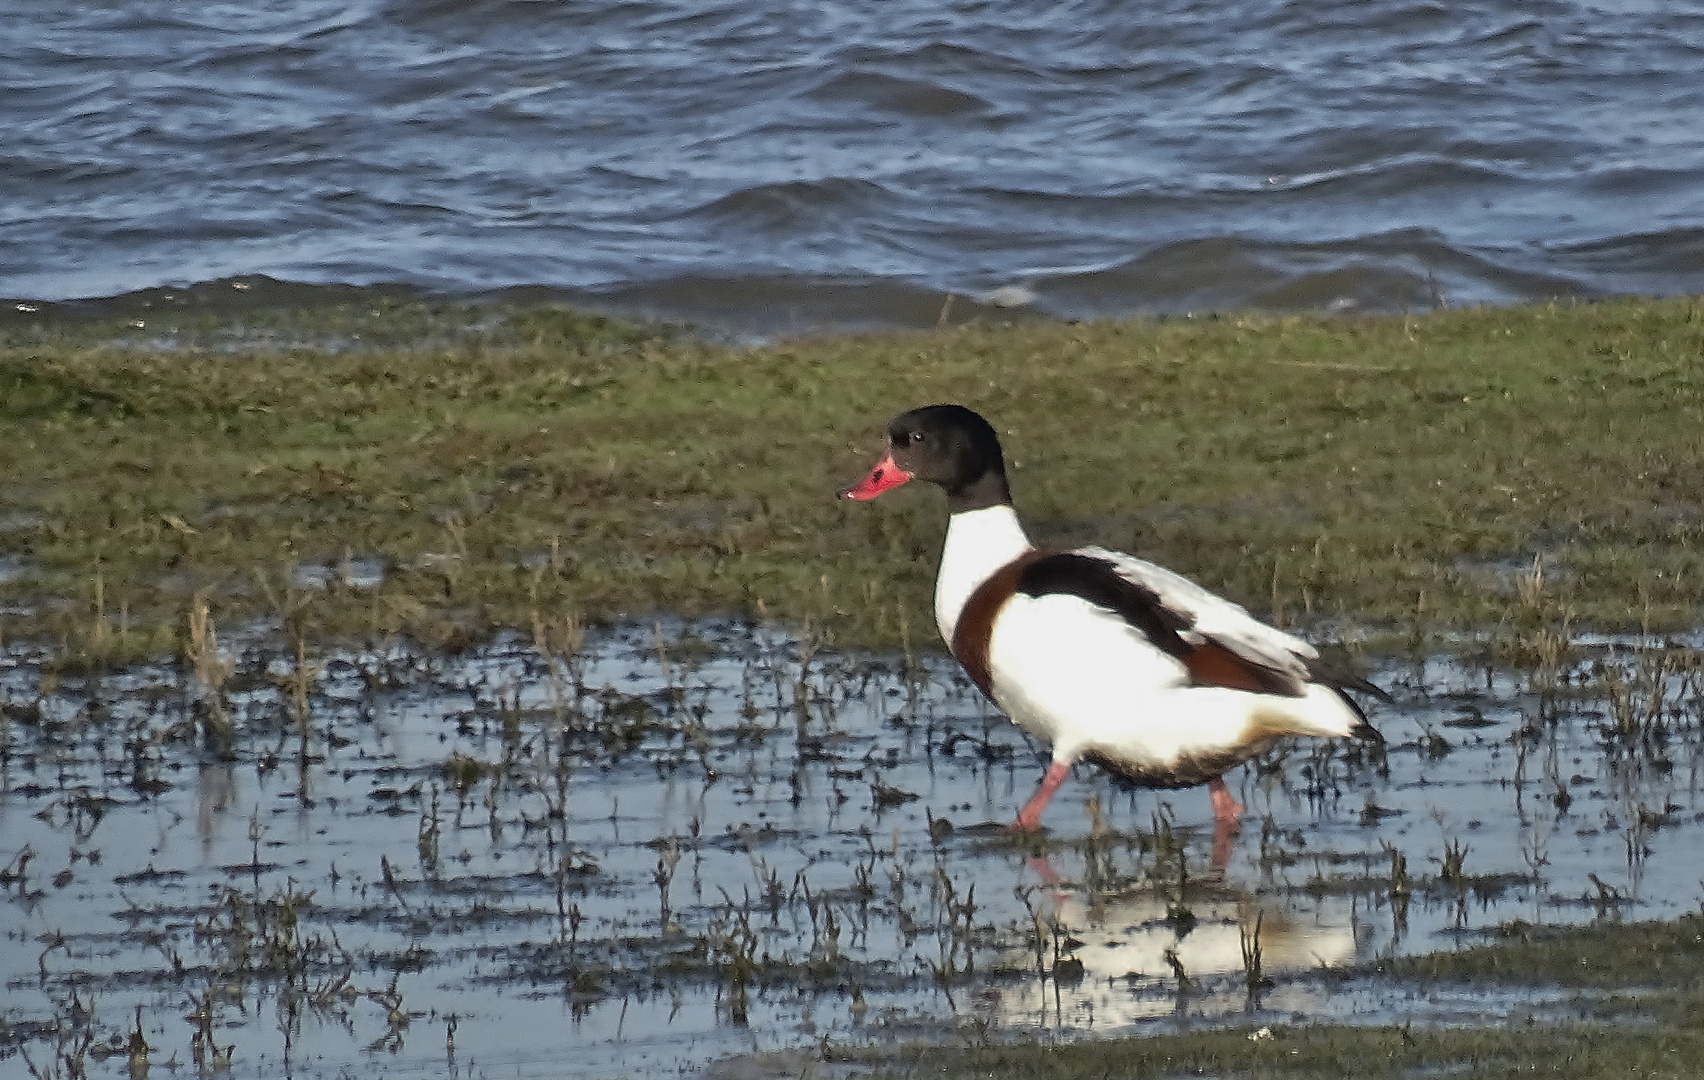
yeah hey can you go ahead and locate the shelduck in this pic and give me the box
[838,404,1384,838]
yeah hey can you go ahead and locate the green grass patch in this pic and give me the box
[832,913,1704,1079]
[4,295,1704,660]
[837,1021,1704,1080]
[1380,911,1704,987]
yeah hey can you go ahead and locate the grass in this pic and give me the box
[840,1020,1704,1079]
[5,294,1704,661]
[833,912,1704,1080]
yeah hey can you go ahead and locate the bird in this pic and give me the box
[838,403,1384,842]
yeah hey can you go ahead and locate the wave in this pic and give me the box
[0,239,1598,344]
[5,0,1704,321]
[5,222,1702,345]
[564,273,1032,336]
[804,70,994,117]
[1020,231,1593,317]
[1551,229,1704,277]
[677,178,896,233]
[0,273,1033,340]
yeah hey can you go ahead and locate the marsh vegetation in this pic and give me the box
[5,586,1704,1076]
[6,297,1704,1077]
[5,295,1704,659]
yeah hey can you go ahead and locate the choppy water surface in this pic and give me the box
[4,1,1704,330]
[4,619,1704,1077]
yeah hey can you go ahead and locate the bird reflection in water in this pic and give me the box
[994,799,1360,1029]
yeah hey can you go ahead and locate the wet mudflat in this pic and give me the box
[3,616,1703,1078]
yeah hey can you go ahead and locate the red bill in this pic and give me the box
[837,451,912,500]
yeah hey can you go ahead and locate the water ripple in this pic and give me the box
[3,0,1704,326]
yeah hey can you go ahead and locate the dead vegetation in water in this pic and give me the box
[0,614,1337,1067]
[5,296,1704,656]
[9,613,1704,1074]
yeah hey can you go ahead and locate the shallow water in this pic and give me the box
[4,1,1704,331]
[2,620,1703,1077]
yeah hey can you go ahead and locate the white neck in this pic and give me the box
[934,504,1032,644]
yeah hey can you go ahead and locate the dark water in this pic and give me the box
[4,0,1704,331]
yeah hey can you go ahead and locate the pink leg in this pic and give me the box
[1208,776,1244,870]
[1012,761,1072,832]
[1211,816,1237,870]
[1207,776,1244,824]
[1024,854,1065,890]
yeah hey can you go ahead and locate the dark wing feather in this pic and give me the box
[1014,551,1308,698]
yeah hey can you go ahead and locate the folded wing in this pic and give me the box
[1016,547,1384,710]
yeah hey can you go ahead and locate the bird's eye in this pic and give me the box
[909,431,926,445]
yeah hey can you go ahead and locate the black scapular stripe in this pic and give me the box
[1014,551,1303,699]
[1014,552,1195,657]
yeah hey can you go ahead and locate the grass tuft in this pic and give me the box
[6,296,1704,652]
